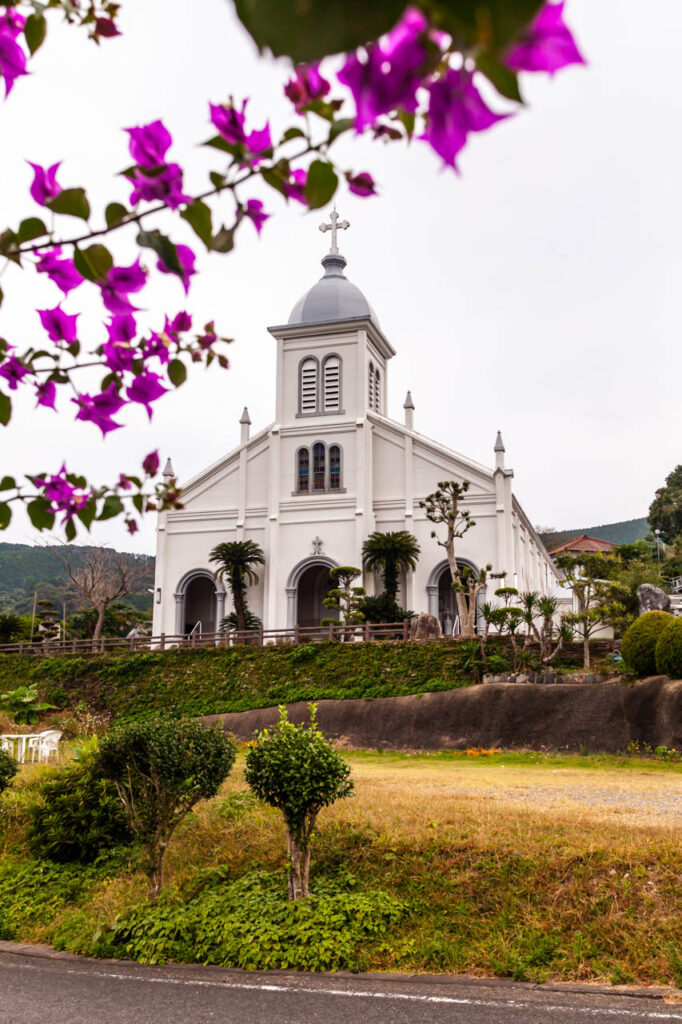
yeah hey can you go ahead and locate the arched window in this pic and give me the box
[299,357,318,414]
[329,445,341,490]
[296,448,309,492]
[323,354,341,412]
[368,360,375,410]
[374,368,381,412]
[312,442,326,490]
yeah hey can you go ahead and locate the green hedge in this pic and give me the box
[655,619,682,680]
[621,612,673,677]
[0,639,615,722]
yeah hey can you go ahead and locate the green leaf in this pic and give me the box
[209,171,227,189]
[27,498,55,531]
[281,126,306,143]
[73,244,113,283]
[476,50,523,102]
[437,0,544,54]
[210,226,235,253]
[99,494,124,521]
[17,217,48,243]
[77,497,97,529]
[0,502,10,530]
[47,188,91,221]
[304,160,338,210]
[137,229,183,277]
[203,135,237,155]
[105,202,128,229]
[328,118,355,146]
[0,285,3,308]
[168,359,187,387]
[181,200,213,250]
[0,229,20,264]
[233,0,405,61]
[24,12,47,55]
[64,518,77,542]
[0,476,16,491]
[0,392,11,427]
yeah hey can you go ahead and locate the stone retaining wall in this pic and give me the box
[207,676,682,753]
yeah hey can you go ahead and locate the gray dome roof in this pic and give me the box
[288,253,379,327]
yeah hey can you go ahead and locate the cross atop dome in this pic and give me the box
[319,206,349,255]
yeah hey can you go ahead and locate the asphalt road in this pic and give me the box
[1,945,681,1024]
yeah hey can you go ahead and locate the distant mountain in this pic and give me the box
[0,543,155,616]
[539,518,650,550]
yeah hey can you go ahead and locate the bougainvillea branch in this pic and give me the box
[0,0,585,538]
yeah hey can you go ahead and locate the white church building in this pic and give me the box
[152,213,560,637]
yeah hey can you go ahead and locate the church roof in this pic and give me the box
[548,534,616,556]
[288,252,380,327]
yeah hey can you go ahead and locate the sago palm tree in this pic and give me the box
[362,530,420,604]
[209,540,265,633]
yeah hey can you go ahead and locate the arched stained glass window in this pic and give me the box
[323,355,341,412]
[329,445,341,490]
[313,442,326,490]
[299,357,318,414]
[297,448,309,492]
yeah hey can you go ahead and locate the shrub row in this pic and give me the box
[621,613,682,679]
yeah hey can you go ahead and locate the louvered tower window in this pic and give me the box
[323,355,341,412]
[312,442,326,490]
[300,358,318,414]
[368,361,375,410]
[297,448,309,492]
[329,445,341,490]
[374,368,381,412]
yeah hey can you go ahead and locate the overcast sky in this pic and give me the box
[0,0,679,555]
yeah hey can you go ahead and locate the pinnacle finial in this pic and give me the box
[162,457,175,478]
[239,406,251,425]
[319,206,350,255]
[494,431,505,452]
[403,390,415,410]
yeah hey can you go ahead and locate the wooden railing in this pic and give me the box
[0,619,413,657]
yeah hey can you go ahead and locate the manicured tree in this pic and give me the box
[209,540,265,633]
[622,611,674,677]
[420,481,476,637]
[96,717,235,901]
[322,566,365,639]
[555,552,625,669]
[0,749,17,797]
[649,465,682,545]
[245,705,353,900]
[655,618,682,679]
[362,530,420,604]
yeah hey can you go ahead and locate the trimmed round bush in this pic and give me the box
[621,611,674,677]
[655,618,682,679]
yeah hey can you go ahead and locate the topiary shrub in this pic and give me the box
[28,758,133,863]
[621,611,674,677]
[0,748,17,796]
[655,618,682,679]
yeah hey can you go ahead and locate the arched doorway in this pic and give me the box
[427,559,484,636]
[173,570,225,636]
[285,556,338,629]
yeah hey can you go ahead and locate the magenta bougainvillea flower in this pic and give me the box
[38,305,79,343]
[117,473,133,490]
[126,120,173,167]
[209,101,272,163]
[347,171,377,197]
[284,63,330,110]
[106,313,137,345]
[422,68,509,169]
[0,28,28,97]
[34,464,91,520]
[168,311,192,333]
[141,330,171,364]
[506,2,585,75]
[36,248,84,296]
[35,380,57,410]
[242,198,270,235]
[142,450,160,475]
[73,383,125,435]
[126,371,167,418]
[129,163,190,209]
[0,353,30,390]
[338,7,428,130]
[0,9,25,37]
[99,259,147,314]
[94,17,121,39]
[28,162,62,206]
[156,243,196,294]
[102,315,137,372]
[283,168,308,205]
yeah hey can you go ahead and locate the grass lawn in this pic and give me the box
[2,748,682,984]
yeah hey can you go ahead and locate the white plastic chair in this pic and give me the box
[27,729,62,762]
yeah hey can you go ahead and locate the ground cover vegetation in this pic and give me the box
[2,745,682,983]
[0,638,614,722]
